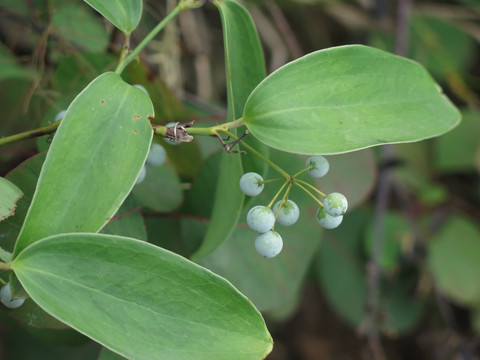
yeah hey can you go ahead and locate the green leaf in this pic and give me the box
[131,162,183,212]
[12,233,273,360]
[0,177,23,222]
[0,295,69,329]
[53,2,109,53]
[99,347,127,360]
[192,0,267,260]
[83,0,142,35]
[14,72,153,257]
[243,45,460,155]
[100,195,147,241]
[145,216,200,259]
[428,216,480,305]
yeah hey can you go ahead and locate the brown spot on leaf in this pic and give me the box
[100,100,105,104]
[133,115,141,120]
[133,129,139,134]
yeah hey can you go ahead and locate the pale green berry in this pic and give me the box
[316,208,343,229]
[323,192,348,217]
[133,84,150,97]
[273,200,299,226]
[135,166,147,185]
[0,283,25,309]
[54,109,67,122]
[240,172,264,196]
[247,206,275,233]
[255,231,283,258]
[146,143,167,167]
[164,122,181,145]
[306,155,329,178]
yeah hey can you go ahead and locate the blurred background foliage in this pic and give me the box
[0,0,479,359]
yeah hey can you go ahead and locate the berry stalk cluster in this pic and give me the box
[240,156,348,259]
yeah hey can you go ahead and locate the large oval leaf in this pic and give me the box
[14,72,153,256]
[12,233,273,360]
[83,0,142,35]
[192,0,267,260]
[243,45,460,155]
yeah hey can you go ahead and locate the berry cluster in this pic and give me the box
[240,155,348,259]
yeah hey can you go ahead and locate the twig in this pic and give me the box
[0,121,60,147]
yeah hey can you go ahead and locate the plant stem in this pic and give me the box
[0,262,12,271]
[0,116,241,148]
[295,182,324,208]
[115,4,183,74]
[259,177,284,185]
[222,130,290,179]
[267,181,289,208]
[295,179,326,198]
[292,165,313,178]
[0,121,60,147]
[272,184,292,230]
[152,118,244,137]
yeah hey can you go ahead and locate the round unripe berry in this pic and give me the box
[247,206,275,233]
[316,208,343,229]
[146,143,167,167]
[255,231,283,258]
[239,172,264,196]
[323,192,348,216]
[273,200,299,226]
[164,122,181,146]
[306,155,329,178]
[133,84,150,97]
[54,109,67,122]
[0,283,25,309]
[135,166,147,185]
